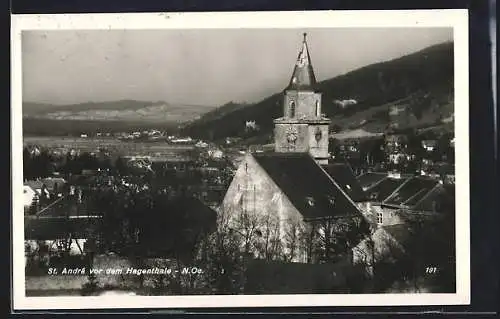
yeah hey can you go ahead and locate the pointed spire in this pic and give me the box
[286,33,317,90]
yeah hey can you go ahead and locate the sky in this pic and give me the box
[22,28,453,108]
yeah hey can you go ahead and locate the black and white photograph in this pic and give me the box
[11,10,470,309]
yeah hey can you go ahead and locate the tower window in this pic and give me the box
[377,211,383,225]
[289,100,296,117]
[315,100,320,117]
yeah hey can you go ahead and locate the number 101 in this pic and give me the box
[426,267,438,274]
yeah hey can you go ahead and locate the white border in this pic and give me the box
[11,10,470,310]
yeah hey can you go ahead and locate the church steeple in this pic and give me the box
[286,33,317,91]
[274,33,331,165]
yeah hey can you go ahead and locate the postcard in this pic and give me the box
[11,9,470,310]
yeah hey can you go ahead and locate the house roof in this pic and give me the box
[422,139,438,146]
[321,163,367,202]
[383,177,439,207]
[356,172,388,190]
[252,153,362,220]
[364,177,409,202]
[41,177,66,191]
[24,180,44,191]
[285,33,317,91]
[411,183,454,213]
[25,216,102,240]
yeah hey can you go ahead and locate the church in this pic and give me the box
[221,34,374,264]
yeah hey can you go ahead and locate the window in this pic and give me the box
[315,100,320,117]
[289,100,296,117]
[327,195,336,205]
[306,196,315,207]
[376,211,383,225]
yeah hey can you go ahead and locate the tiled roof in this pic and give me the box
[321,163,367,202]
[252,153,362,220]
[383,177,439,207]
[356,172,388,190]
[364,177,409,202]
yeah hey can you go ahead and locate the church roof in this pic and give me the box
[321,163,367,202]
[252,153,362,220]
[285,33,317,91]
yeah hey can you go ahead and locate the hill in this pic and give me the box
[22,118,181,137]
[181,42,454,142]
[23,100,217,124]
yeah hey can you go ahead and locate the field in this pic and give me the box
[23,136,196,157]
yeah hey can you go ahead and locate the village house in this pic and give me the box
[352,170,451,271]
[24,180,52,212]
[40,177,67,197]
[23,184,40,212]
[384,134,408,153]
[421,139,438,152]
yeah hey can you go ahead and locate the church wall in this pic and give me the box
[221,154,308,262]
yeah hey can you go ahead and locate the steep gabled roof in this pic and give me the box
[411,183,454,213]
[357,172,388,190]
[364,177,409,202]
[285,33,317,91]
[252,153,362,220]
[383,177,440,207]
[321,163,367,202]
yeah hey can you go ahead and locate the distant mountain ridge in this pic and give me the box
[23,100,218,123]
[181,42,454,142]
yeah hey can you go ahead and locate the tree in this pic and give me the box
[253,212,283,261]
[282,218,307,262]
[194,207,246,294]
[310,215,371,264]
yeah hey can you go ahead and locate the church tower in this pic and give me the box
[274,33,331,165]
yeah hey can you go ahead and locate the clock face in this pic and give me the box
[286,126,298,144]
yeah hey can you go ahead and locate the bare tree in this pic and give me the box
[282,218,307,262]
[254,212,282,261]
[194,207,246,294]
